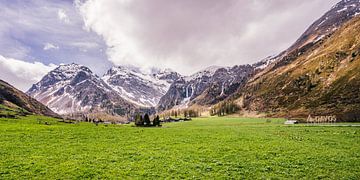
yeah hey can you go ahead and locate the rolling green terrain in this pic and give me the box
[0,116,359,179]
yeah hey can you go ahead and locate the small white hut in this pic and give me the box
[284,120,299,125]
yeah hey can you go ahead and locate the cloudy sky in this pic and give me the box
[0,0,339,91]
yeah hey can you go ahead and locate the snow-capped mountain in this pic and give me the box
[27,63,135,115]
[102,66,181,107]
[157,65,254,111]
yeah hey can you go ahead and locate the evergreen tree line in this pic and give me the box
[134,113,161,127]
[210,101,240,116]
[161,108,201,118]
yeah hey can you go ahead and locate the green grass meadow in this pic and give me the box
[0,116,359,179]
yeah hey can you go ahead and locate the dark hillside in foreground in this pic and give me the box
[0,79,59,118]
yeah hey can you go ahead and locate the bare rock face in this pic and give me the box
[27,63,136,115]
[193,65,255,105]
[157,65,255,111]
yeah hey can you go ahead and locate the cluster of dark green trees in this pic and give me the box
[134,114,161,127]
[162,108,201,118]
[210,101,240,116]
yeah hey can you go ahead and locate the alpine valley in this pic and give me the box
[1,0,359,122]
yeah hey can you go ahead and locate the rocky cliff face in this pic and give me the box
[157,65,255,111]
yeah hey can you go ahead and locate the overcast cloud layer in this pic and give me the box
[0,0,339,91]
[78,0,339,75]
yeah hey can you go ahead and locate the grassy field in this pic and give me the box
[0,116,359,179]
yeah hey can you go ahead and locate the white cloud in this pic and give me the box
[70,41,99,49]
[0,55,57,91]
[57,9,70,24]
[77,0,339,75]
[43,43,59,51]
[0,0,109,77]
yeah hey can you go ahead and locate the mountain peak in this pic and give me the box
[57,63,93,75]
[187,65,225,81]
[105,66,135,77]
[27,63,97,98]
[105,65,179,77]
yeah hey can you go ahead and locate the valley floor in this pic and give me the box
[0,116,359,179]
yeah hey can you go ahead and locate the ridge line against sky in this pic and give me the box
[0,0,339,91]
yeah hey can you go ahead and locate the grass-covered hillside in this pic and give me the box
[238,16,360,120]
[0,116,359,179]
[0,104,29,118]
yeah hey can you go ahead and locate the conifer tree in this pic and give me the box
[153,115,161,126]
[144,113,151,126]
[135,114,144,126]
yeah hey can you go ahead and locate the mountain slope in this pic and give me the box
[268,0,360,72]
[102,66,181,107]
[0,79,58,117]
[27,63,136,116]
[288,0,360,53]
[236,15,360,120]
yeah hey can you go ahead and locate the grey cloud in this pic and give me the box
[79,0,339,75]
